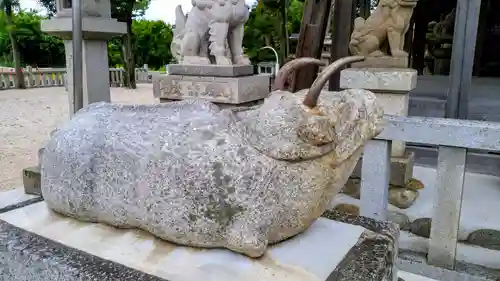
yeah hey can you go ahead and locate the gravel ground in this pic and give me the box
[0,84,158,191]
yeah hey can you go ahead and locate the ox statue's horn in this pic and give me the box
[302,56,365,108]
[272,58,326,91]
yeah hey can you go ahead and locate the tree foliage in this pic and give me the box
[243,0,304,64]
[1,0,311,74]
[0,9,173,70]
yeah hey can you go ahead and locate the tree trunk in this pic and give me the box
[5,8,25,89]
[123,17,136,89]
[279,3,289,65]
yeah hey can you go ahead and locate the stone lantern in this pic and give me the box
[22,0,126,196]
[40,0,126,115]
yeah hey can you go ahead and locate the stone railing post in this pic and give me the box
[340,68,417,187]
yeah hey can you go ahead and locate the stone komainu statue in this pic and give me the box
[349,0,419,58]
[41,56,384,258]
[171,0,250,65]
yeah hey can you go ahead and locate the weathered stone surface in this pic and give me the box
[349,0,418,60]
[387,211,410,231]
[159,97,264,110]
[171,1,251,65]
[0,189,41,214]
[388,187,419,210]
[340,68,417,92]
[0,204,397,281]
[333,203,360,216]
[351,56,408,68]
[389,153,415,186]
[153,74,271,104]
[167,64,254,77]
[322,210,400,281]
[352,152,415,187]
[467,229,500,250]
[341,176,419,209]
[41,87,383,258]
[410,218,432,238]
[0,219,165,281]
[406,178,424,191]
[22,166,41,196]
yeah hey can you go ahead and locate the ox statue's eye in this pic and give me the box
[297,116,336,146]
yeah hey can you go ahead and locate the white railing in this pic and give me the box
[360,115,500,270]
[0,68,66,89]
[0,65,156,90]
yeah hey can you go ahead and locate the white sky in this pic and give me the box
[19,0,257,24]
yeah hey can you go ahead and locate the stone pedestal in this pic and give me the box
[154,64,271,108]
[351,56,409,69]
[22,166,41,196]
[26,0,126,195]
[63,40,113,115]
[340,67,417,186]
[0,201,399,281]
[40,7,126,117]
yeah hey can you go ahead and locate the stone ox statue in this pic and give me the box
[41,56,384,258]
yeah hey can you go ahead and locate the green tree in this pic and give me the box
[243,0,303,64]
[0,10,65,68]
[0,0,25,88]
[14,10,64,67]
[260,0,290,65]
[36,0,55,16]
[112,0,150,89]
[132,19,173,69]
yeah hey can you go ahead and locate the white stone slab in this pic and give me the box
[340,68,417,92]
[399,271,439,281]
[0,188,38,209]
[0,202,366,281]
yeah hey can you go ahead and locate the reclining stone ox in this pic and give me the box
[40,56,384,258]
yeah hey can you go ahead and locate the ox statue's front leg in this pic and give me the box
[228,23,251,65]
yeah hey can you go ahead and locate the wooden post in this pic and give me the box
[328,0,357,91]
[291,0,333,92]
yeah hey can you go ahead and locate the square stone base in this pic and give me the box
[22,166,41,196]
[340,67,417,92]
[352,152,414,187]
[0,202,399,281]
[351,56,409,69]
[167,64,254,77]
[154,74,271,104]
[160,98,264,110]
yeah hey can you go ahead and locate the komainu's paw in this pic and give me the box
[215,56,232,65]
[182,56,211,65]
[233,55,251,65]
